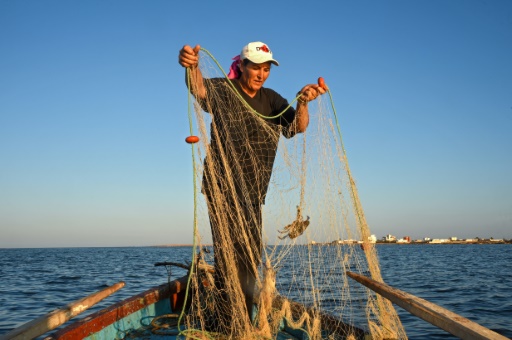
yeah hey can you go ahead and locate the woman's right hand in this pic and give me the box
[179,45,201,68]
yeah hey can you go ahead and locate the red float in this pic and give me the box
[185,136,199,144]
[318,77,327,90]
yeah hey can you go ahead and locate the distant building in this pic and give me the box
[335,239,357,244]
[424,237,431,241]
[450,237,458,241]
[368,234,377,243]
[384,234,396,242]
[430,239,449,244]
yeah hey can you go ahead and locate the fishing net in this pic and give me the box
[180,48,407,340]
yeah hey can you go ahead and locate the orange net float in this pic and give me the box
[185,135,199,144]
[318,77,327,90]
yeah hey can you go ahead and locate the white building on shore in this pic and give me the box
[384,234,396,242]
[429,239,450,244]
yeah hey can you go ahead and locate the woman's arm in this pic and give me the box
[179,45,206,99]
[292,84,326,133]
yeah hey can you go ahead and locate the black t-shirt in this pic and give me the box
[199,77,297,204]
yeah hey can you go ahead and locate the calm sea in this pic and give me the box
[0,244,510,339]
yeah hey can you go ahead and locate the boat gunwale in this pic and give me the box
[45,274,368,340]
[45,276,189,339]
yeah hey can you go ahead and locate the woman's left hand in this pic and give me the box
[298,84,326,102]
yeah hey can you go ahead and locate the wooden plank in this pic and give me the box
[46,275,189,340]
[0,282,125,340]
[346,271,508,340]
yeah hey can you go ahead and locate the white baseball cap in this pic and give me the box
[240,42,279,66]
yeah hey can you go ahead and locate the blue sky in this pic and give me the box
[1,0,511,248]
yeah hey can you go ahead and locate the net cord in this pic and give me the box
[177,47,402,338]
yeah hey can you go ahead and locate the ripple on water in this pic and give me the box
[0,245,511,339]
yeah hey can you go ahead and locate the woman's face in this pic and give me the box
[239,61,271,96]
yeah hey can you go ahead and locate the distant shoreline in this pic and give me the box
[151,244,197,247]
[150,241,512,247]
[376,240,512,245]
[340,240,512,245]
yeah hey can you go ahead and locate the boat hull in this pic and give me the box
[45,274,367,340]
[46,276,188,340]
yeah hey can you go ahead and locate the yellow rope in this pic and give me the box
[176,67,199,336]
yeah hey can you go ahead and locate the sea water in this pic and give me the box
[0,244,510,339]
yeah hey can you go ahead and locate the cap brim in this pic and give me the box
[246,56,279,66]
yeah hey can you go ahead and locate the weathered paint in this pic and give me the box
[2,282,124,340]
[85,299,173,340]
[46,276,188,340]
[71,305,88,314]
[46,274,367,340]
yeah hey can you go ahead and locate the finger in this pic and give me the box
[179,49,199,67]
[313,85,327,96]
[180,53,198,64]
[179,60,195,68]
[299,85,312,95]
[181,45,193,54]
[181,45,199,59]
[181,45,190,53]
[307,86,318,97]
[180,47,196,59]
[178,55,193,67]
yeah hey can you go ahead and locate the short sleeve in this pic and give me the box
[268,91,297,138]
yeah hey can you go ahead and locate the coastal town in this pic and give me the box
[312,234,512,245]
[376,234,511,244]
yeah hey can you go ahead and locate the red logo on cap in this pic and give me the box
[257,45,270,53]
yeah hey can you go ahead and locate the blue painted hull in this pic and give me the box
[47,275,367,340]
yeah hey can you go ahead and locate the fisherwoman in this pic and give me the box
[178,41,325,333]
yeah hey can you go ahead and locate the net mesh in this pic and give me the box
[182,50,407,340]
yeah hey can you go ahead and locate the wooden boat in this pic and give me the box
[1,262,368,340]
[42,277,367,339]
[2,264,508,340]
